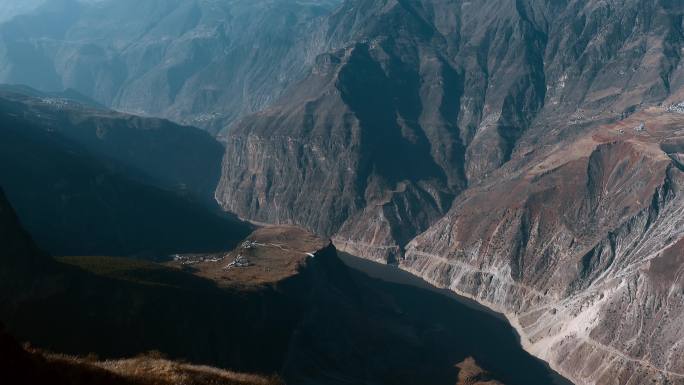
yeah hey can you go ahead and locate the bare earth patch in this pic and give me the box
[168,225,330,288]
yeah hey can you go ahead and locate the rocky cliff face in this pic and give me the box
[404,110,684,385]
[217,0,684,260]
[215,1,684,384]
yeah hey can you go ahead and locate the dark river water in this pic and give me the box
[338,252,574,385]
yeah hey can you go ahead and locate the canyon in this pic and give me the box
[0,185,568,385]
[213,2,684,384]
[0,0,683,384]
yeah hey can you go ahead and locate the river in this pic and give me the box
[339,252,573,385]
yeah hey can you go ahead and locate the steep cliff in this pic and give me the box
[215,1,684,384]
[404,109,684,385]
[217,0,684,263]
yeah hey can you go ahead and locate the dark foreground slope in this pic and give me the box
[0,322,282,385]
[0,192,568,385]
[0,88,250,256]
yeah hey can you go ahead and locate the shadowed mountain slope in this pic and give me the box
[0,191,569,385]
[0,88,250,256]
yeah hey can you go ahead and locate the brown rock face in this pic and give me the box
[217,0,684,263]
[215,1,684,384]
[404,110,684,385]
[218,0,544,261]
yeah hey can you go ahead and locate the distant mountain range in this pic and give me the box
[0,0,341,134]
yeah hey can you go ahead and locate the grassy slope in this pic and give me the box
[0,323,282,385]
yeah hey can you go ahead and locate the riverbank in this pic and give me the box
[338,252,573,385]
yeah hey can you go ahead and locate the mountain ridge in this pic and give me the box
[214,1,684,384]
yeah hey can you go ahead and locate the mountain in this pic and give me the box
[217,0,684,260]
[2,1,684,384]
[404,109,684,385]
[0,87,250,256]
[0,85,222,200]
[0,193,565,385]
[215,1,684,384]
[0,0,341,134]
[0,188,283,382]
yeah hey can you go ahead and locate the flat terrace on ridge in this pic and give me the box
[168,225,330,288]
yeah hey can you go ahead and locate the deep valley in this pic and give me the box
[0,1,683,384]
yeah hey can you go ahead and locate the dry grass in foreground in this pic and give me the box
[1,324,282,385]
[47,352,284,385]
[455,357,504,385]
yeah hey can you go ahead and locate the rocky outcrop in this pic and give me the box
[404,110,684,385]
[456,357,505,385]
